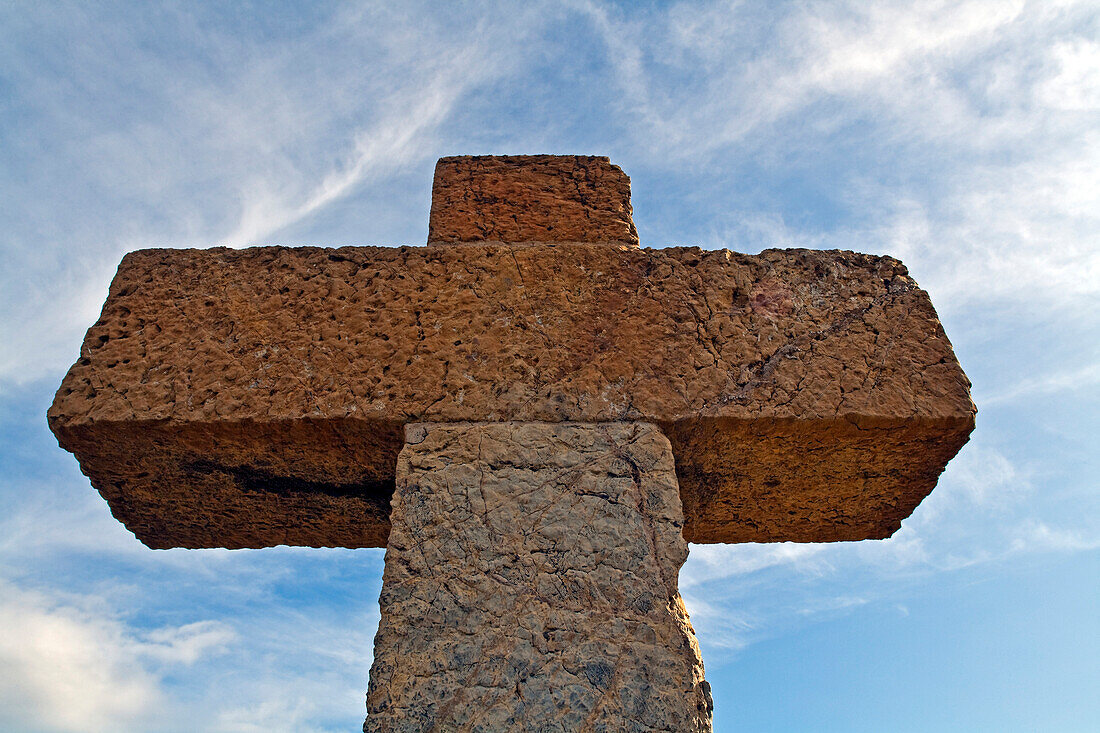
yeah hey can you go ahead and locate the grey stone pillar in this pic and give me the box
[365,422,712,732]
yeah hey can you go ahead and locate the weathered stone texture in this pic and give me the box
[428,156,639,245]
[48,243,974,549]
[366,422,711,732]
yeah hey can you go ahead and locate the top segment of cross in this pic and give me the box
[47,155,974,551]
[427,156,639,246]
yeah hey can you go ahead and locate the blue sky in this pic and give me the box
[1,1,1098,731]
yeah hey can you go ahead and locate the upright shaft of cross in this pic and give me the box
[367,422,711,730]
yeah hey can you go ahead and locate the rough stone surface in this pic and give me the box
[428,156,639,245]
[366,422,711,732]
[48,243,974,548]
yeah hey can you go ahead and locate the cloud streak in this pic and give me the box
[0,1,527,386]
[572,0,1099,320]
[223,55,483,248]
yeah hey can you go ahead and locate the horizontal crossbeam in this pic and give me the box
[48,242,973,549]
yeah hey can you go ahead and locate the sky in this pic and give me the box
[1,1,1098,731]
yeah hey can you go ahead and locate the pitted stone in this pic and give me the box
[48,243,974,549]
[366,422,711,732]
[428,155,638,245]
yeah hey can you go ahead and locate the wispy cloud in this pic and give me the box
[205,606,379,733]
[977,360,1100,406]
[0,2,527,386]
[578,0,1029,154]
[223,60,481,249]
[1011,519,1100,553]
[916,444,1031,522]
[682,542,830,589]
[679,593,757,651]
[681,432,1098,660]
[573,0,1100,318]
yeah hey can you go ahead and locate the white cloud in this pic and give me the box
[917,444,1030,521]
[141,622,237,666]
[0,2,525,386]
[682,542,829,589]
[222,61,480,248]
[574,0,1100,318]
[1037,38,1100,110]
[0,256,118,391]
[0,575,381,733]
[978,361,1100,406]
[578,0,1029,153]
[877,139,1100,314]
[0,582,233,733]
[1011,519,1100,553]
[679,592,756,651]
[794,594,867,617]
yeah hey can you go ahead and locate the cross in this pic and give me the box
[49,155,975,731]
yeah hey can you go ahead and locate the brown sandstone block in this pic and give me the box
[427,155,639,245]
[48,243,974,549]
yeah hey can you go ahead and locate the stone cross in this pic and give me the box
[49,155,975,731]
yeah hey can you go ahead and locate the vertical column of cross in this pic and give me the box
[365,422,712,732]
